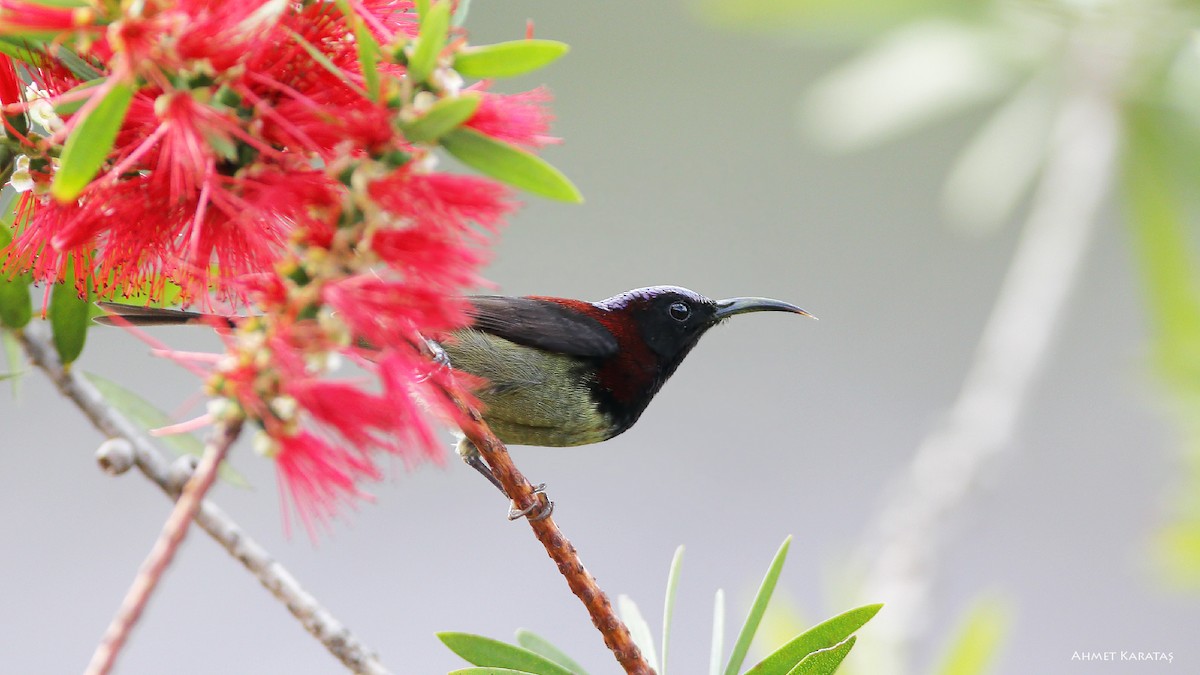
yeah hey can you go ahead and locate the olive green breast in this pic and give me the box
[440,329,613,447]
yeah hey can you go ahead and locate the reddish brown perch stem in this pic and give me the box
[447,392,655,675]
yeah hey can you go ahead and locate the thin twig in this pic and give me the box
[18,322,392,675]
[84,418,243,675]
[448,392,655,675]
[852,48,1122,675]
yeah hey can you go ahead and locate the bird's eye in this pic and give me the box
[668,301,691,322]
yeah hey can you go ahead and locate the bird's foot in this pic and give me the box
[459,440,554,521]
[508,483,554,522]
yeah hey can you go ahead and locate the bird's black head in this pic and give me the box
[596,286,721,365]
[591,286,812,434]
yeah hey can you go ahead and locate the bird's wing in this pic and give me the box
[466,296,619,358]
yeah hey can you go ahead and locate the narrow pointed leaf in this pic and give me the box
[0,268,31,329]
[785,636,856,675]
[662,545,685,675]
[1125,106,1200,586]
[52,45,103,81]
[515,630,590,675]
[52,78,105,115]
[2,329,23,397]
[49,258,90,364]
[83,371,250,488]
[933,598,1009,675]
[454,40,570,79]
[335,0,381,101]
[24,0,91,8]
[285,28,368,98]
[618,595,659,673]
[746,604,882,675]
[710,589,726,675]
[724,537,792,675]
[0,37,45,63]
[448,670,540,675]
[438,633,574,675]
[401,93,481,142]
[940,75,1052,234]
[0,219,32,330]
[442,128,582,202]
[451,0,472,27]
[51,80,134,202]
[408,0,451,84]
[800,21,1010,151]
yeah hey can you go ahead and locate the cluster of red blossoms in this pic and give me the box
[0,0,567,534]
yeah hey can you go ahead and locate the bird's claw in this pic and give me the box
[508,483,554,522]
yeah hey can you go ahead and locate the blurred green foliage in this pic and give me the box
[699,0,1200,587]
[443,539,882,675]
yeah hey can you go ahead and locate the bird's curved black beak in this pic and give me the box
[713,297,816,321]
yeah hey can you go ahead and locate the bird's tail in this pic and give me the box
[93,301,239,328]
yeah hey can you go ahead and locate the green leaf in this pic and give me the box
[354,22,381,101]
[0,267,31,329]
[400,93,481,143]
[0,212,32,331]
[799,21,1011,152]
[285,28,369,98]
[0,37,46,63]
[696,0,980,39]
[408,0,451,84]
[617,595,658,672]
[1124,105,1200,390]
[449,669,540,675]
[1125,104,1200,587]
[785,636,856,675]
[746,604,881,675]
[662,545,685,675]
[2,329,23,397]
[454,40,570,79]
[933,597,1009,675]
[52,45,103,81]
[514,630,590,675]
[334,0,382,101]
[51,80,135,202]
[1157,523,1200,587]
[710,589,726,675]
[24,0,91,8]
[52,78,106,116]
[101,279,185,312]
[49,258,90,365]
[451,0,471,27]
[441,128,582,202]
[724,537,792,675]
[83,371,250,488]
[438,633,575,675]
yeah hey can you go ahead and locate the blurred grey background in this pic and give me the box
[2,1,1195,673]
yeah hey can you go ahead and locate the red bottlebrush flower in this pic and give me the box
[368,168,515,233]
[322,274,470,348]
[114,91,240,202]
[370,228,486,290]
[234,330,461,535]
[465,87,559,148]
[0,0,570,535]
[0,54,20,106]
[0,1,98,34]
[8,164,314,302]
[274,429,378,537]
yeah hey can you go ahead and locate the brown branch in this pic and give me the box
[18,323,392,675]
[84,418,243,675]
[448,392,655,675]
